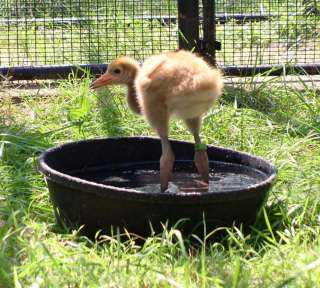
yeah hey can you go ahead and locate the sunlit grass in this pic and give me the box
[0,1,320,286]
[0,72,320,286]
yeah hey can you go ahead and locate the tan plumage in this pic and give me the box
[91,50,223,192]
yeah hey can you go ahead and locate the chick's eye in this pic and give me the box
[113,69,121,74]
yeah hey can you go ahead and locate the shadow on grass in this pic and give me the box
[159,198,292,262]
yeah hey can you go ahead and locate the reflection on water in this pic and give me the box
[73,161,267,194]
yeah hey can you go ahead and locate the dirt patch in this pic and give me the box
[225,75,320,90]
[0,80,60,103]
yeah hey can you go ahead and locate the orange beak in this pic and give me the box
[90,72,116,89]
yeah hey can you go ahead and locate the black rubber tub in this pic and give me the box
[38,137,276,238]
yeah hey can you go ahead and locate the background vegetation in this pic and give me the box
[0,0,320,287]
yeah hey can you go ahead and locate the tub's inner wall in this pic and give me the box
[43,137,274,177]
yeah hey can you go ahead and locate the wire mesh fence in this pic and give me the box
[215,0,320,68]
[0,0,319,77]
[0,0,178,67]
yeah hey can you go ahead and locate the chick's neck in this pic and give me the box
[126,82,141,115]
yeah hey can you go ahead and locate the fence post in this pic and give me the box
[202,0,218,65]
[177,0,200,51]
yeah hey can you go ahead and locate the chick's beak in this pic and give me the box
[90,73,116,89]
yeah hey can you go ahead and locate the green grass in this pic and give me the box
[1,72,320,287]
[1,1,320,286]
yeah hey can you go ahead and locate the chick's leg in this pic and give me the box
[158,132,175,192]
[185,117,209,186]
[147,108,174,192]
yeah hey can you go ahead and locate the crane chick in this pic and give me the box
[91,50,223,192]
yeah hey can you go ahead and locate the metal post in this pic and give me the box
[201,0,219,65]
[177,0,200,51]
